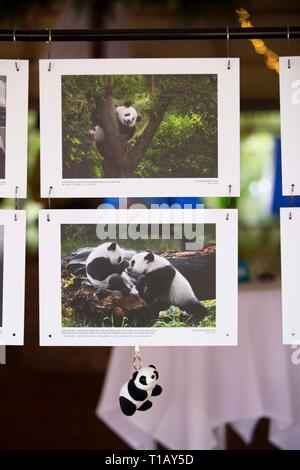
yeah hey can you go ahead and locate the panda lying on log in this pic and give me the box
[89,101,141,152]
[126,251,208,321]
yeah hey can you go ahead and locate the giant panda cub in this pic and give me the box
[86,242,138,295]
[115,102,142,139]
[126,251,208,321]
[89,101,141,151]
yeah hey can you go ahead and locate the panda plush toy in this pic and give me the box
[119,365,162,416]
[90,101,141,150]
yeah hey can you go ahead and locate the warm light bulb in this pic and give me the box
[236,8,279,74]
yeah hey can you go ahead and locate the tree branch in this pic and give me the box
[127,104,168,174]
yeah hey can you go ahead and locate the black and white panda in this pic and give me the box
[119,365,162,416]
[126,251,208,320]
[115,102,142,139]
[90,101,141,149]
[86,241,138,295]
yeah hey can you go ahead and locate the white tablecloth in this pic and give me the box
[96,283,300,450]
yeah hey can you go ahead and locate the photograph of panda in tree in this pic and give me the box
[61,74,217,179]
[61,224,216,328]
[0,76,6,179]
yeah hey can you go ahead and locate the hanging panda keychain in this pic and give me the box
[119,346,162,416]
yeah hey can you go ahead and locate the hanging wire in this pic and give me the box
[287,25,291,69]
[13,28,20,71]
[47,28,52,71]
[14,186,19,221]
[226,26,231,70]
[289,184,295,220]
[225,184,232,220]
[47,186,53,221]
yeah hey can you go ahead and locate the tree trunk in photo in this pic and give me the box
[94,81,168,177]
[96,78,129,177]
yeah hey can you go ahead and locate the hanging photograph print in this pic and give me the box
[280,57,300,196]
[280,208,300,344]
[0,61,28,198]
[0,211,26,345]
[39,58,240,198]
[0,76,6,179]
[39,209,238,346]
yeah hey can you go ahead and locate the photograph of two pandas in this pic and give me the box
[61,73,218,329]
[61,223,216,329]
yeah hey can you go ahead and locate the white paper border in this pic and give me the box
[0,61,28,198]
[0,210,26,345]
[39,208,238,346]
[280,56,300,196]
[40,58,240,198]
[280,207,300,344]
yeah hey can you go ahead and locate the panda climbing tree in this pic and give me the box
[62,74,217,179]
[89,75,168,178]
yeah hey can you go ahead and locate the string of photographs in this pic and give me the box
[0,211,26,345]
[0,60,28,198]
[39,58,240,198]
[280,56,300,196]
[39,209,238,346]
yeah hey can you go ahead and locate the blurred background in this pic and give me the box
[0,0,300,450]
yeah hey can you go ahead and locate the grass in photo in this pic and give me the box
[61,223,216,329]
[62,74,217,179]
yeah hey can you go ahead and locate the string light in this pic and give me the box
[236,8,279,73]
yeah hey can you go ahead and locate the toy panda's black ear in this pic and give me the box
[124,101,132,108]
[148,364,156,369]
[144,252,154,263]
[132,371,138,380]
[136,115,142,122]
[108,242,116,251]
